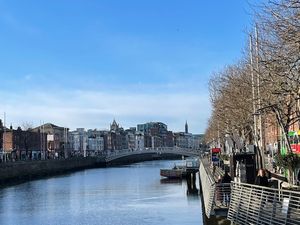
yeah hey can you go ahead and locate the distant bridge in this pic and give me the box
[104,147,201,163]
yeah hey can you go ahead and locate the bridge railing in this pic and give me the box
[228,181,300,225]
[104,147,201,162]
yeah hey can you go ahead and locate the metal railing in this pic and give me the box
[228,182,300,225]
[215,183,231,207]
[105,147,200,162]
[199,160,217,218]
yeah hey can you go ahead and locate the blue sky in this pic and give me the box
[0,0,258,133]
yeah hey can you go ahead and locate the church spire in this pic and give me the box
[185,121,188,133]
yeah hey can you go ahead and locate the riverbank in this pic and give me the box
[0,157,106,187]
[0,153,183,187]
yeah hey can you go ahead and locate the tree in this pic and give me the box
[254,0,300,153]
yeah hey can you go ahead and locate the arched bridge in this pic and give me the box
[104,147,201,163]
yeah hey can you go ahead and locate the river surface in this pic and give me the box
[0,160,203,225]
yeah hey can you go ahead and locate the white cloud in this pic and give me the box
[0,89,210,133]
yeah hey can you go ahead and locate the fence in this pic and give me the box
[199,160,217,217]
[215,183,231,207]
[105,147,200,162]
[228,182,300,225]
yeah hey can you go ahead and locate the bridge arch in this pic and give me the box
[105,148,200,165]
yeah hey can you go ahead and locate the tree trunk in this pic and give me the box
[273,106,293,153]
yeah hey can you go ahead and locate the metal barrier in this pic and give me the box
[199,160,216,218]
[105,148,200,162]
[228,182,300,225]
[215,183,231,207]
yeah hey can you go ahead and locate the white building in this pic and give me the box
[69,128,86,153]
[126,131,136,150]
[87,136,104,153]
[69,128,105,156]
[135,131,144,150]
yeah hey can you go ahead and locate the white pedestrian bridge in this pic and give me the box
[104,147,201,163]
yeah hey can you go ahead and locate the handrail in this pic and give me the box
[215,183,231,207]
[228,181,300,225]
[199,158,232,218]
[105,147,200,162]
[199,159,216,218]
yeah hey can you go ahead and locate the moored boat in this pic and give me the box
[160,167,186,179]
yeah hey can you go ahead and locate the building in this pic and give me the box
[165,131,174,147]
[125,128,136,150]
[32,123,69,159]
[86,129,104,154]
[69,128,105,156]
[185,121,189,133]
[192,134,204,150]
[174,132,189,148]
[151,135,163,148]
[69,128,86,155]
[3,126,47,160]
[137,122,172,148]
[106,119,127,151]
[135,131,144,150]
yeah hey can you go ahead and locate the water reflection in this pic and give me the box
[160,178,182,184]
[0,160,203,225]
[186,173,199,196]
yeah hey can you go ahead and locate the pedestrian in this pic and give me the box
[216,175,222,204]
[255,169,270,207]
[221,171,232,183]
[212,164,216,176]
[221,171,232,206]
[254,169,269,187]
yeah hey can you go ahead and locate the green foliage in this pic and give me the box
[275,153,300,171]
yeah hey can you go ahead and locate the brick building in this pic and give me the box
[3,127,47,160]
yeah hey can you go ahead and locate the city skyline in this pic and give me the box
[2,117,199,135]
[0,0,260,133]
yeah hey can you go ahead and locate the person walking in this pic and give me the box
[255,169,270,208]
[221,171,232,206]
[255,169,269,187]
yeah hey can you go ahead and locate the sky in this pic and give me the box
[0,0,259,133]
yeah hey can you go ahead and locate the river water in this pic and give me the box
[0,160,203,225]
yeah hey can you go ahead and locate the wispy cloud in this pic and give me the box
[0,88,210,133]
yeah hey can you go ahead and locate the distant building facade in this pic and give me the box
[69,128,105,156]
[32,123,68,159]
[3,126,47,160]
[135,131,144,150]
[137,122,173,148]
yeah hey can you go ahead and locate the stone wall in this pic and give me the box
[0,157,106,185]
[0,153,184,186]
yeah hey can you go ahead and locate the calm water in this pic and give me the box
[0,160,203,225]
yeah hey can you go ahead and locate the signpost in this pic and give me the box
[211,148,221,165]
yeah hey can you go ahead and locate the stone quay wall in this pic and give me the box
[0,157,106,185]
[0,153,183,186]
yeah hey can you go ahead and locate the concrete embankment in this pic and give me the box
[0,157,106,186]
[0,153,183,187]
